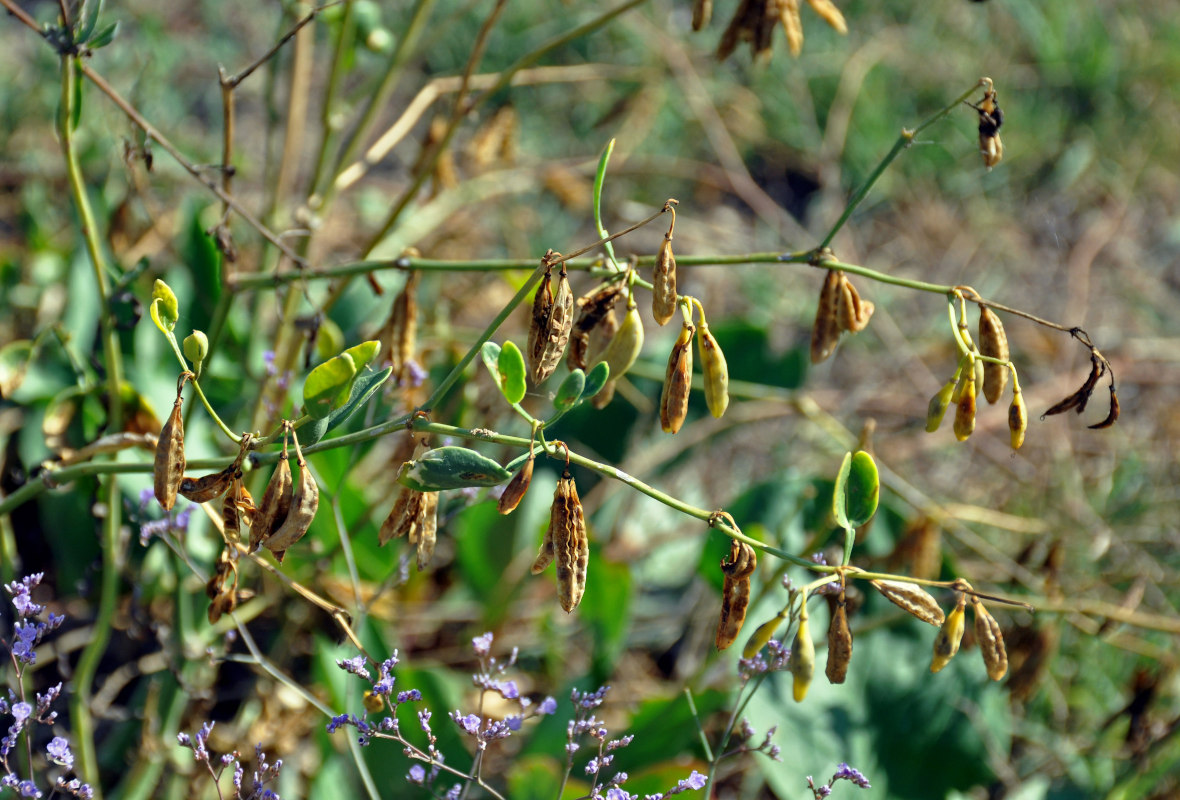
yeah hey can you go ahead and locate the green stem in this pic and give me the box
[820,80,987,249]
[306,0,357,200]
[162,331,242,443]
[593,138,623,270]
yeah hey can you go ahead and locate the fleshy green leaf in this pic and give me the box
[0,340,34,398]
[397,446,511,492]
[834,450,879,530]
[87,20,119,49]
[303,352,357,420]
[581,361,609,401]
[481,341,502,387]
[151,279,178,332]
[343,340,380,371]
[553,369,585,411]
[497,341,527,405]
[833,452,853,530]
[77,0,102,43]
[302,366,393,445]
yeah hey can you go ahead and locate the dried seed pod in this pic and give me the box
[530,517,556,575]
[971,597,1009,681]
[379,487,418,547]
[805,0,847,33]
[698,322,729,419]
[382,270,420,386]
[926,378,957,433]
[971,86,1005,170]
[825,593,853,684]
[977,306,1009,404]
[953,367,977,441]
[1008,386,1028,450]
[930,594,967,673]
[153,373,191,511]
[235,484,256,530]
[414,491,439,570]
[837,275,874,333]
[870,579,945,626]
[222,482,242,545]
[527,264,575,385]
[497,451,535,515]
[568,284,623,371]
[651,236,678,327]
[778,0,804,57]
[179,466,239,504]
[789,607,815,701]
[545,470,589,612]
[715,540,757,650]
[262,431,319,561]
[250,442,293,553]
[596,300,644,382]
[660,321,695,434]
[810,270,842,364]
[692,0,712,30]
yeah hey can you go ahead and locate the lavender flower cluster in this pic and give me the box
[807,763,872,797]
[176,723,283,800]
[1,574,92,799]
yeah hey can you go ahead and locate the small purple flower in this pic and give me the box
[397,689,422,703]
[679,771,707,791]
[11,702,32,723]
[404,359,427,388]
[832,763,871,789]
[407,764,426,784]
[452,712,481,735]
[538,696,558,715]
[17,779,41,798]
[337,655,371,680]
[418,710,432,735]
[444,784,461,800]
[5,574,44,617]
[472,632,494,657]
[12,622,39,664]
[263,350,277,376]
[139,487,155,509]
[46,736,74,767]
[497,680,519,700]
[606,789,634,800]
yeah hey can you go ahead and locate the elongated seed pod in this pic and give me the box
[789,608,815,701]
[583,306,619,373]
[698,322,729,418]
[179,466,239,504]
[262,432,319,561]
[250,448,293,553]
[222,482,241,545]
[692,0,712,30]
[530,519,555,574]
[379,486,423,546]
[870,579,945,626]
[805,0,847,33]
[825,593,853,684]
[778,0,804,57]
[415,491,439,570]
[1008,387,1027,450]
[532,267,575,385]
[596,300,644,382]
[930,595,967,673]
[743,611,786,659]
[953,369,977,441]
[547,471,588,612]
[810,270,842,364]
[660,322,695,434]
[978,306,1009,404]
[497,452,535,515]
[568,284,623,371]
[971,598,1008,680]
[386,270,420,385]
[235,484,255,530]
[837,275,874,333]
[526,267,554,380]
[926,378,957,433]
[153,377,190,511]
[651,237,678,326]
[715,541,757,650]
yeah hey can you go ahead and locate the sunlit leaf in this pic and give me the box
[497,340,527,404]
[303,352,357,420]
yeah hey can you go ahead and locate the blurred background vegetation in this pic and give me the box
[1,0,1178,798]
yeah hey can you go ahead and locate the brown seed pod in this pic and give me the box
[527,266,555,379]
[660,321,695,434]
[698,322,729,419]
[250,440,294,553]
[805,0,847,33]
[222,481,241,545]
[540,470,589,613]
[497,451,535,515]
[971,85,1004,170]
[651,236,678,327]
[953,367,977,441]
[414,491,439,571]
[837,275,874,333]
[778,0,804,57]
[262,431,319,562]
[568,284,623,371]
[870,579,945,626]
[692,0,712,30]
[810,270,842,364]
[888,516,943,581]
[529,265,575,385]
[715,540,757,650]
[383,270,420,386]
[971,597,1008,681]
[378,487,419,547]
[235,484,256,530]
[978,306,1009,404]
[582,305,620,374]
[153,372,192,511]
[825,592,853,684]
[930,594,967,673]
[179,467,239,504]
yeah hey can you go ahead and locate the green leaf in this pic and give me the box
[553,368,585,411]
[480,341,502,387]
[302,366,392,445]
[0,340,34,398]
[497,340,527,404]
[833,450,879,530]
[581,361,609,400]
[150,279,178,332]
[397,446,511,491]
[87,20,118,49]
[302,352,357,420]
[342,340,380,371]
[77,0,102,43]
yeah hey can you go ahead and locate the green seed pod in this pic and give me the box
[596,300,644,382]
[789,607,816,702]
[1008,387,1027,450]
[398,446,512,492]
[698,322,729,418]
[926,378,956,433]
[930,594,967,673]
[183,331,209,375]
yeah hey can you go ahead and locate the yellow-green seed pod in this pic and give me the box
[1008,387,1027,450]
[742,612,786,659]
[597,300,644,381]
[953,371,977,442]
[698,322,729,418]
[789,609,815,702]
[930,595,966,673]
[926,378,956,433]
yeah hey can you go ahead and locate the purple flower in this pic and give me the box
[472,632,494,657]
[11,702,32,723]
[444,784,461,800]
[418,710,432,735]
[679,771,707,791]
[452,712,481,735]
[606,789,634,800]
[497,680,519,700]
[336,655,371,680]
[407,764,426,784]
[263,350,277,376]
[832,763,871,789]
[397,689,421,703]
[46,736,74,767]
[5,574,44,617]
[404,359,427,388]
[12,622,39,664]
[538,696,558,715]
[16,779,41,798]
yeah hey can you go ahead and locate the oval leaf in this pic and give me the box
[554,369,585,411]
[343,340,381,371]
[845,450,880,528]
[397,446,511,492]
[303,352,357,420]
[497,341,527,405]
[480,341,503,388]
[832,451,853,530]
[151,279,178,332]
[581,361,610,401]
